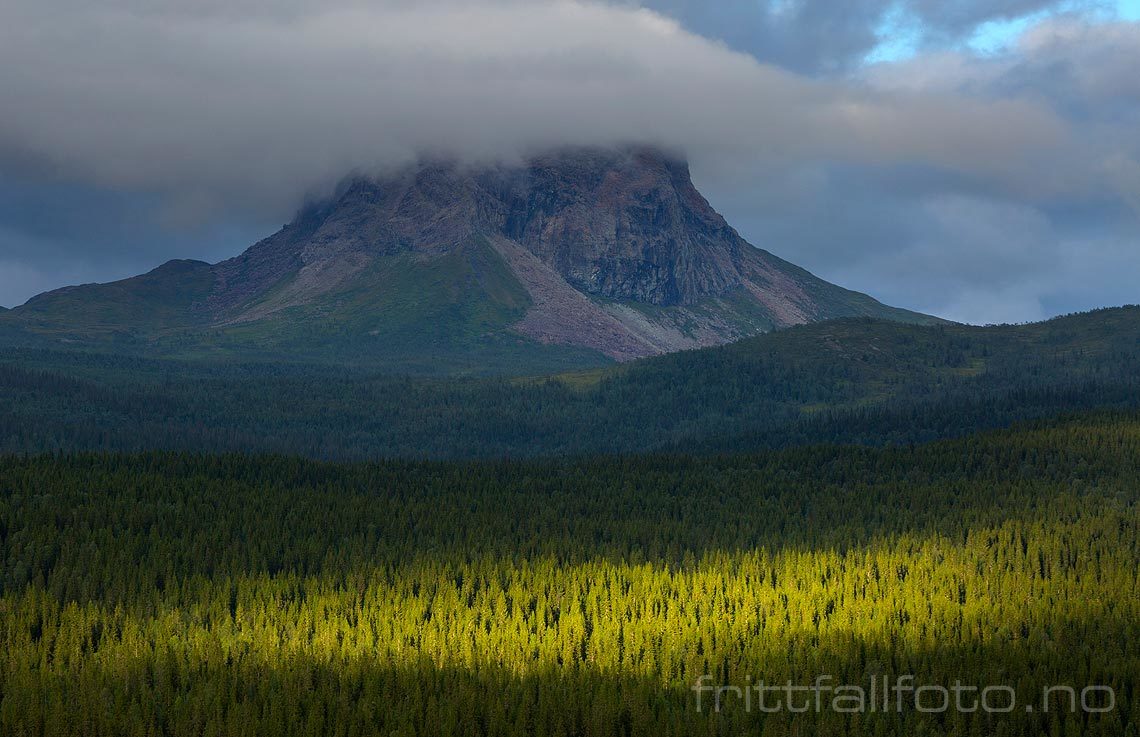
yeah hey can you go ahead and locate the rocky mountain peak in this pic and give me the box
[2,144,938,370]
[241,145,751,309]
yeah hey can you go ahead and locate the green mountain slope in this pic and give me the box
[3,260,215,342]
[166,237,607,374]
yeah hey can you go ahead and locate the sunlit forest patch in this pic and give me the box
[1,415,1138,735]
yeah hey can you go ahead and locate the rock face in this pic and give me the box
[494,148,744,306]
[1,145,939,370]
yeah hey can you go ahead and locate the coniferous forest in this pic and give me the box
[2,414,1139,735]
[1,310,1139,735]
[2,308,1139,460]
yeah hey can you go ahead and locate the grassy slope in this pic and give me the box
[2,240,611,376]
[170,237,610,375]
[5,259,216,340]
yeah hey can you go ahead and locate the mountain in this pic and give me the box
[0,146,938,373]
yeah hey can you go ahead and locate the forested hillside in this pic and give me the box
[2,307,1138,459]
[1,415,1137,735]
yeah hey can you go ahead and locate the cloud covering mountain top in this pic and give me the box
[0,0,1137,322]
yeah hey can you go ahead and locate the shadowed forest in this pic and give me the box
[3,308,1140,460]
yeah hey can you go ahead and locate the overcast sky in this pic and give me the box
[1,0,1137,323]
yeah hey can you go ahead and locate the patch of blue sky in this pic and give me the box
[968,11,1053,54]
[866,0,1138,64]
[967,1,1112,55]
[864,5,923,64]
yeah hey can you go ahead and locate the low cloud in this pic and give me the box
[0,0,1085,216]
[0,1,1136,320]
